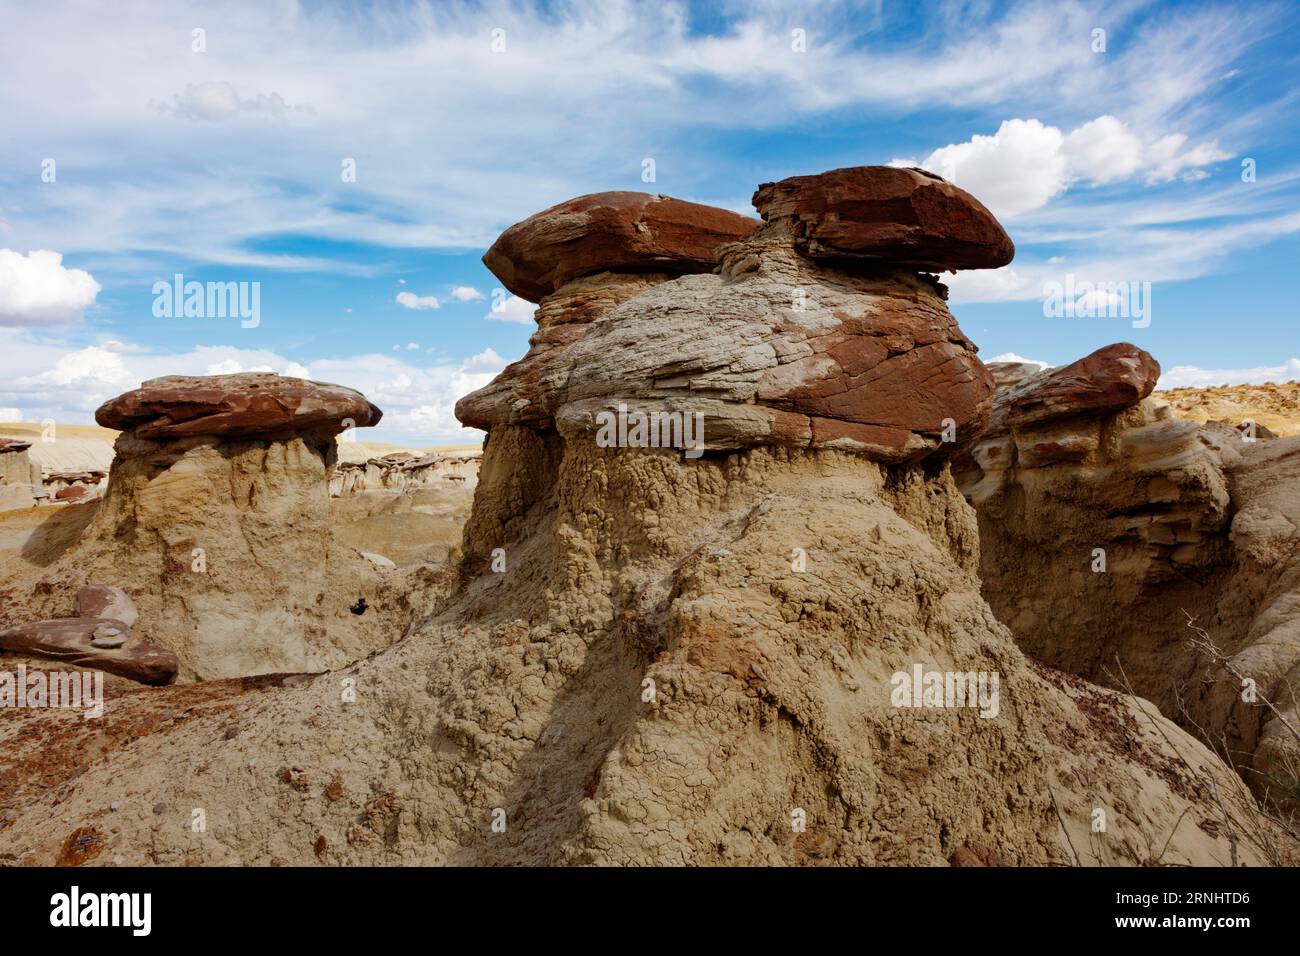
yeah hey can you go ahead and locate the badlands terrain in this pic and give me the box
[1,167,1298,866]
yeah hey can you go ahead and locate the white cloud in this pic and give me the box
[905,116,1233,220]
[945,267,1036,302]
[485,296,537,325]
[157,81,308,122]
[396,291,440,310]
[0,0,1273,276]
[460,347,507,374]
[0,407,23,422]
[1073,289,1127,314]
[451,286,485,302]
[947,198,1300,303]
[986,353,1049,369]
[0,249,101,326]
[1061,115,1144,185]
[36,345,131,387]
[910,119,1067,218]
[1158,359,1300,390]
[405,342,419,350]
[1144,133,1232,184]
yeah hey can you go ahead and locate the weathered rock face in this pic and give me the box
[988,342,1160,431]
[0,175,1289,869]
[74,585,138,626]
[461,181,996,462]
[329,451,480,497]
[483,191,759,302]
[956,344,1300,810]
[95,372,381,441]
[457,274,672,431]
[552,243,993,461]
[0,439,39,511]
[751,166,1014,271]
[13,374,423,682]
[0,433,1277,866]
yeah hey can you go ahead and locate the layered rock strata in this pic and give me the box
[956,343,1300,809]
[4,374,426,681]
[329,451,481,497]
[0,173,1288,867]
[0,440,39,511]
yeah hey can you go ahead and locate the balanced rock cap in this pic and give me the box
[991,342,1160,431]
[751,165,1014,271]
[483,191,760,303]
[96,372,382,440]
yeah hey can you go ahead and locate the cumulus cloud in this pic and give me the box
[0,250,101,326]
[986,352,1050,369]
[396,291,440,310]
[485,296,537,325]
[908,119,1068,218]
[36,345,132,387]
[1158,358,1300,389]
[460,347,507,374]
[310,346,510,442]
[450,286,485,302]
[158,81,309,122]
[901,116,1233,219]
[1061,115,1145,184]
[206,359,243,375]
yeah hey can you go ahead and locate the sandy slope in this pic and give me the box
[1158,382,1300,437]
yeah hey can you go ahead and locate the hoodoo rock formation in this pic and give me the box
[0,171,1291,866]
[459,191,760,432]
[0,439,40,510]
[460,169,1002,463]
[3,373,432,682]
[957,344,1300,810]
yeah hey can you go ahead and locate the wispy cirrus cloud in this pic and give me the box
[1,0,1293,297]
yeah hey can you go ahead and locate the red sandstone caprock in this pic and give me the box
[95,372,382,441]
[752,165,1014,271]
[483,191,759,302]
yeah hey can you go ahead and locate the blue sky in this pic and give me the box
[1,0,1298,443]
